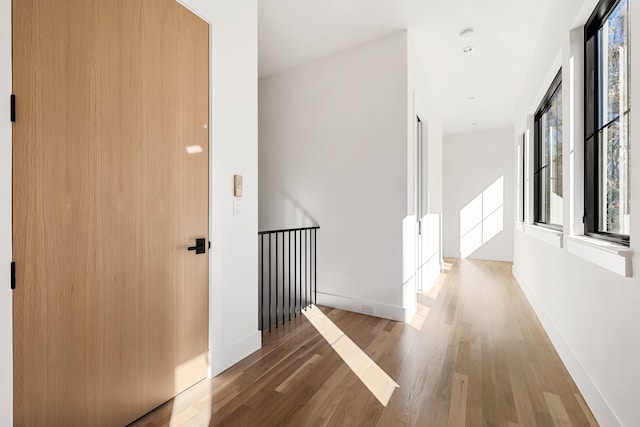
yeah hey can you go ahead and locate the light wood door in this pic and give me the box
[12,1,209,425]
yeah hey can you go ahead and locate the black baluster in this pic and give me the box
[282,232,285,325]
[299,230,302,313]
[260,234,264,334]
[307,229,310,309]
[268,233,272,332]
[314,228,317,306]
[275,233,278,329]
[295,230,298,314]
[304,229,307,310]
[288,231,292,321]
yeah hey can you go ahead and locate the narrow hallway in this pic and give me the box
[133,259,597,426]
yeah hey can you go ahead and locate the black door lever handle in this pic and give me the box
[188,238,206,254]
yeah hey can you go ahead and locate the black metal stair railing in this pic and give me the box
[258,226,319,334]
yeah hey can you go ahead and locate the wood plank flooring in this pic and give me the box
[130,259,598,426]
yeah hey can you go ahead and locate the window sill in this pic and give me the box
[524,224,563,248]
[565,236,633,278]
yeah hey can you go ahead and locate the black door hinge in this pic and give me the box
[10,95,15,122]
[10,262,16,290]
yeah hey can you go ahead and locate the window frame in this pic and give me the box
[518,133,526,223]
[584,0,631,246]
[533,69,563,231]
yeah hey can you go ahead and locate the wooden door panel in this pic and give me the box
[13,1,209,425]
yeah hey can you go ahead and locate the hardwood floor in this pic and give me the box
[131,259,598,426]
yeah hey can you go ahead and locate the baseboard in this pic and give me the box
[511,266,622,427]
[316,292,405,322]
[210,330,261,377]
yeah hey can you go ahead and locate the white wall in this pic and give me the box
[259,32,409,320]
[513,0,640,425]
[176,0,260,376]
[0,1,259,424]
[408,32,443,217]
[443,127,515,262]
[403,30,444,319]
[0,0,13,423]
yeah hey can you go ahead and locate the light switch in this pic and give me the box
[234,175,243,197]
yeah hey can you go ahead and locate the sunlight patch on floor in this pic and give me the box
[169,406,201,427]
[170,355,212,427]
[424,273,446,300]
[408,303,430,331]
[167,385,213,427]
[303,305,399,406]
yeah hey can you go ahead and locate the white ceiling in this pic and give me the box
[258,0,555,135]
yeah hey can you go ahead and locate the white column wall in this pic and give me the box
[177,0,261,376]
[403,30,444,320]
[259,32,408,320]
[444,127,515,262]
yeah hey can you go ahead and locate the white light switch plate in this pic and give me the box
[234,175,243,197]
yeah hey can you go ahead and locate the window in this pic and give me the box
[585,0,630,245]
[534,70,563,229]
[517,133,526,223]
[522,133,526,223]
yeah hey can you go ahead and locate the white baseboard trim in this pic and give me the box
[512,266,622,427]
[316,292,405,322]
[210,330,261,377]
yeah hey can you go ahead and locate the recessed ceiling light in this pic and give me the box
[460,28,475,39]
[463,46,474,54]
[467,96,476,101]
[472,122,479,126]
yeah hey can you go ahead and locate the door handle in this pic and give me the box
[187,238,207,254]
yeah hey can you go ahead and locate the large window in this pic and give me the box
[534,70,563,229]
[517,133,526,223]
[585,0,630,245]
